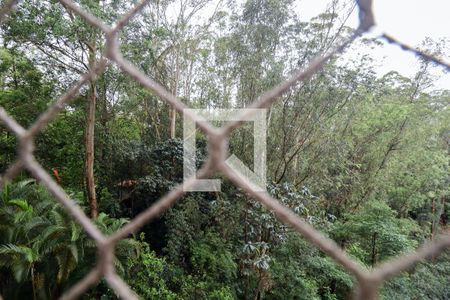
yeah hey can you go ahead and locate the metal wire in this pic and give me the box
[0,0,448,299]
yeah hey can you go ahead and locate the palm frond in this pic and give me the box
[34,225,65,246]
[0,244,37,263]
[11,260,32,282]
[8,199,33,213]
[70,221,81,242]
[24,217,49,237]
[16,179,36,189]
[50,209,66,227]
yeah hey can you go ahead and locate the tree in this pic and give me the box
[0,180,138,299]
[0,180,86,299]
[332,200,419,267]
[2,0,110,218]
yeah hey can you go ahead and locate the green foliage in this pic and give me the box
[381,253,450,300]
[0,180,87,299]
[124,234,176,300]
[190,232,238,287]
[0,48,53,172]
[163,193,211,265]
[267,234,354,299]
[0,180,136,299]
[35,109,86,188]
[332,200,419,266]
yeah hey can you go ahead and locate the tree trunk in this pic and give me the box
[31,265,37,300]
[169,48,180,139]
[85,41,98,219]
[371,232,378,267]
[85,81,97,218]
[431,198,436,240]
[169,107,176,139]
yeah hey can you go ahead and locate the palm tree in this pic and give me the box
[0,179,138,299]
[0,179,54,299]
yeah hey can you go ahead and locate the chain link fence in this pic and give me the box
[0,0,449,299]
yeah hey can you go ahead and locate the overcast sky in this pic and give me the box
[298,0,450,89]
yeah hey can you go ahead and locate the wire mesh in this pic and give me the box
[0,0,449,299]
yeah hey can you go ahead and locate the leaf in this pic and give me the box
[8,199,33,213]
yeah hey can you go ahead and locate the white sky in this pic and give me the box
[297,0,450,89]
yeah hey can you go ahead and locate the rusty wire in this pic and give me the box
[0,0,449,299]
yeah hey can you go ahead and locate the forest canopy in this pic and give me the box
[0,0,449,299]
